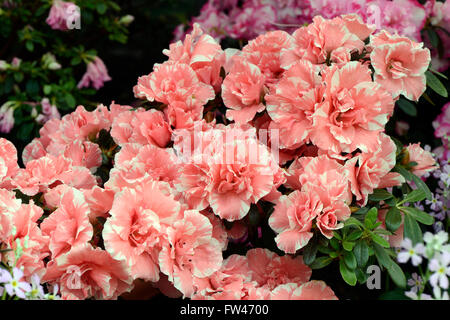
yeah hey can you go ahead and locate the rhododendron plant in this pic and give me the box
[0,14,446,301]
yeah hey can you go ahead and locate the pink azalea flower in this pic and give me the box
[106,143,180,192]
[241,30,294,85]
[164,23,225,92]
[269,189,322,253]
[134,61,215,107]
[271,281,338,300]
[191,254,251,300]
[43,244,133,300]
[370,30,431,101]
[158,210,223,297]
[46,0,79,31]
[345,133,405,206]
[265,59,321,149]
[310,61,394,154]
[2,201,49,280]
[246,248,311,290]
[0,138,19,189]
[40,188,93,259]
[222,56,266,124]
[77,56,111,90]
[103,181,182,282]
[406,143,438,177]
[281,15,364,67]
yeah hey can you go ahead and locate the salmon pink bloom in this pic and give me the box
[158,210,223,297]
[269,190,322,253]
[63,140,102,173]
[133,62,215,109]
[163,23,225,91]
[281,15,364,67]
[222,57,266,124]
[271,281,338,300]
[310,62,394,154]
[246,248,311,291]
[241,30,293,85]
[406,143,438,177]
[265,60,321,149]
[43,244,132,300]
[370,31,431,101]
[346,133,405,206]
[191,254,251,300]
[2,201,49,280]
[0,138,19,189]
[40,188,93,259]
[103,181,182,282]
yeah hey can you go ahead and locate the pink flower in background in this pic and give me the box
[433,103,450,139]
[0,102,15,133]
[46,0,80,31]
[370,31,431,101]
[77,56,111,90]
[43,244,132,300]
[36,98,61,125]
[406,143,438,177]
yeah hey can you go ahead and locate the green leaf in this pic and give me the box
[403,214,423,244]
[370,232,390,248]
[385,207,402,232]
[426,70,448,97]
[339,260,357,286]
[25,79,39,96]
[43,85,52,95]
[401,207,434,225]
[364,207,378,229]
[346,230,363,242]
[379,289,408,300]
[429,67,448,80]
[398,189,426,205]
[427,28,440,48]
[387,261,406,289]
[411,174,432,200]
[329,238,340,250]
[354,240,369,267]
[97,3,107,14]
[394,165,413,181]
[344,217,364,229]
[372,243,391,268]
[25,40,34,52]
[342,241,355,251]
[310,256,333,269]
[302,238,319,265]
[64,93,76,109]
[397,99,417,116]
[368,189,394,201]
[343,251,357,270]
[17,122,34,140]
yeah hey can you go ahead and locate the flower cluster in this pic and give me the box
[0,16,437,300]
[398,231,450,300]
[175,0,449,71]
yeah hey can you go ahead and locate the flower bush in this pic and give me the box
[0,0,132,138]
[0,11,448,301]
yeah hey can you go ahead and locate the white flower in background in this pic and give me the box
[424,231,450,258]
[398,238,425,266]
[429,252,450,289]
